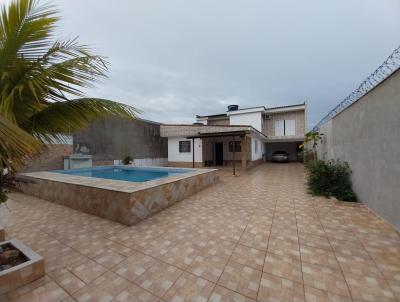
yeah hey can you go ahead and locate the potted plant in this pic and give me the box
[123,156,133,165]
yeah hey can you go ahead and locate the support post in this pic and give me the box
[232,135,236,176]
[241,135,247,171]
[192,138,195,168]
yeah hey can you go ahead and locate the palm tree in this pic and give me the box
[300,131,324,161]
[0,0,137,171]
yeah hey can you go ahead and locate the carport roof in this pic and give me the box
[160,124,267,141]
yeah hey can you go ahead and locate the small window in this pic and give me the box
[179,141,191,152]
[254,140,258,153]
[229,141,241,152]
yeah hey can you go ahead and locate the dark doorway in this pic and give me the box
[215,142,223,166]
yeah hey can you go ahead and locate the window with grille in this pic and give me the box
[179,141,191,152]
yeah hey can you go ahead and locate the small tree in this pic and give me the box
[300,131,324,161]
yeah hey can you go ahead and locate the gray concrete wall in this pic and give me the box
[316,69,400,230]
[73,117,167,161]
[265,142,299,161]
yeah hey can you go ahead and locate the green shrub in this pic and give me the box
[122,156,133,165]
[306,159,357,202]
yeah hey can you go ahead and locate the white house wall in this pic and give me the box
[251,137,264,161]
[229,112,262,132]
[167,137,203,163]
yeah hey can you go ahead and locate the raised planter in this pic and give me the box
[331,197,363,207]
[0,239,45,295]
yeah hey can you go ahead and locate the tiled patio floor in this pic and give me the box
[1,163,399,301]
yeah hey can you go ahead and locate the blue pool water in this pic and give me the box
[54,166,189,182]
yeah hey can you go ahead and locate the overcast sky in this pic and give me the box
[52,0,399,127]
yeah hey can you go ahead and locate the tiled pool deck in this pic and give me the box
[1,163,399,301]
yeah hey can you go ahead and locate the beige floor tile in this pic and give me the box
[302,262,350,298]
[92,250,126,269]
[299,232,332,251]
[12,281,69,302]
[6,276,54,300]
[73,271,130,302]
[112,251,157,282]
[2,164,400,301]
[239,230,269,251]
[304,285,352,302]
[201,239,236,260]
[162,272,214,302]
[230,244,266,271]
[258,273,305,302]
[300,246,340,269]
[343,271,397,302]
[336,252,382,277]
[217,260,262,299]
[209,285,255,302]
[70,259,108,284]
[268,238,301,260]
[53,271,86,295]
[263,252,303,283]
[111,283,160,302]
[134,260,183,297]
[187,252,227,283]
[160,242,202,269]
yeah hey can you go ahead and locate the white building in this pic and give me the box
[160,103,307,171]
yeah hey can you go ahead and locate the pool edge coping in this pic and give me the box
[18,166,218,194]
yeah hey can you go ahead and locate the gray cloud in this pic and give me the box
[54,0,400,127]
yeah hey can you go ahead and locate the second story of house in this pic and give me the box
[195,102,307,141]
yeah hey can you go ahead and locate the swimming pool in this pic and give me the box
[54,166,188,182]
[19,166,218,225]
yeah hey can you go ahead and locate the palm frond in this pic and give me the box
[0,0,58,73]
[0,114,41,169]
[25,98,139,142]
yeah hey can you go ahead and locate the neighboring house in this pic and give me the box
[160,103,307,170]
[73,116,168,166]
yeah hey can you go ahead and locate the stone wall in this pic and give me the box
[18,168,218,225]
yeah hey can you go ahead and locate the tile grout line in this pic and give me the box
[352,224,400,302]
[311,201,355,301]
[208,181,262,301]
[293,197,307,301]
[254,198,276,301]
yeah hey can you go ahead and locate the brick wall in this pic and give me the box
[21,144,73,172]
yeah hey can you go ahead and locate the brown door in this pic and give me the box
[215,142,223,165]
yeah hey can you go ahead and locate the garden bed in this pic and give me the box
[0,239,44,294]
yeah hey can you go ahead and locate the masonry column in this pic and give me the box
[241,135,247,171]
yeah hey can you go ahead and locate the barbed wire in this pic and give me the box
[313,45,400,131]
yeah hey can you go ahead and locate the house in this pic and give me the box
[160,102,307,170]
[73,116,168,166]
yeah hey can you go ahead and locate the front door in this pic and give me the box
[215,142,223,166]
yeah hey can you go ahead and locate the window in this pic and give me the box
[285,120,295,135]
[275,120,296,136]
[179,141,191,152]
[275,120,284,136]
[229,141,241,152]
[254,140,258,153]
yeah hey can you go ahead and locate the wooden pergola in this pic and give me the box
[186,130,251,175]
